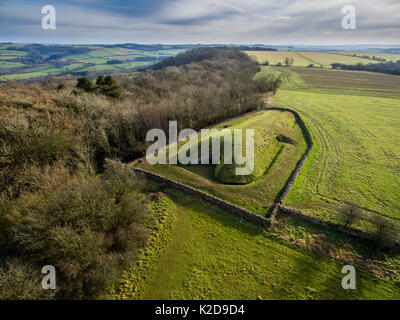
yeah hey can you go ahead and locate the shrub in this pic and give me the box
[259,74,283,92]
[0,258,55,300]
[0,112,88,198]
[95,75,106,86]
[76,77,95,92]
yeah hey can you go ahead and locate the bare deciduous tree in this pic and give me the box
[338,203,363,229]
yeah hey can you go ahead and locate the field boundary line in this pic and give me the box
[265,106,314,223]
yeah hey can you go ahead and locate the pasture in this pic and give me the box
[114,190,400,299]
[136,109,308,215]
[244,51,312,66]
[118,63,400,300]
[270,66,400,229]
[331,51,400,62]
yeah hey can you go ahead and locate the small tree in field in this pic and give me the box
[338,203,363,229]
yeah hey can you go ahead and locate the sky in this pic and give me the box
[0,0,399,45]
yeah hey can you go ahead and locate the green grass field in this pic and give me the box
[0,61,24,69]
[244,51,312,66]
[269,66,400,229]
[0,49,27,55]
[114,190,400,300]
[136,109,308,215]
[126,65,400,300]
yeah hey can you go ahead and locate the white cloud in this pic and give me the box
[1,0,399,44]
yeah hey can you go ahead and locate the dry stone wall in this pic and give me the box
[133,107,399,248]
[133,167,272,228]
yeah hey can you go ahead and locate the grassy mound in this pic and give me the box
[137,109,308,215]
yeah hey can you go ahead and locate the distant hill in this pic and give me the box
[149,47,253,70]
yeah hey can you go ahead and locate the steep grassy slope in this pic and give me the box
[137,109,307,215]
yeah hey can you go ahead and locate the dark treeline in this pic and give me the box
[73,47,272,163]
[151,47,259,69]
[332,60,400,76]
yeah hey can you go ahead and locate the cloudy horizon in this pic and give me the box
[0,0,399,45]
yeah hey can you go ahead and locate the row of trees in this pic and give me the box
[338,203,399,248]
[0,47,280,298]
[75,75,122,99]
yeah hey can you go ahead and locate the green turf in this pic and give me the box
[114,190,400,300]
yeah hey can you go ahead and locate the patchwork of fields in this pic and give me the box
[0,44,187,81]
[136,109,308,215]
